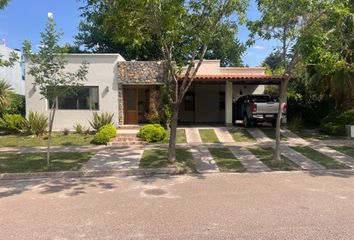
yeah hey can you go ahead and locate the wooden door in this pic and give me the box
[124,88,138,124]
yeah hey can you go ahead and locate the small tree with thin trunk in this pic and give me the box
[23,17,89,164]
[104,0,248,163]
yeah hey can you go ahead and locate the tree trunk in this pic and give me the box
[167,104,179,164]
[47,107,56,164]
[274,77,289,162]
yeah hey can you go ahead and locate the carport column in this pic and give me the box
[225,81,233,126]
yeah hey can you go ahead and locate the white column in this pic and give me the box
[225,81,233,126]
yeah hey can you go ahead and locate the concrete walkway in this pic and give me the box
[246,128,272,143]
[185,128,202,143]
[84,147,142,171]
[278,145,326,170]
[311,145,354,169]
[229,146,270,172]
[280,129,309,144]
[214,127,234,143]
[191,147,219,173]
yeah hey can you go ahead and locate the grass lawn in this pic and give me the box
[248,147,299,171]
[0,152,94,173]
[199,129,219,143]
[291,146,349,169]
[260,128,287,140]
[158,129,187,144]
[293,129,345,141]
[228,128,255,142]
[209,148,246,172]
[139,148,196,172]
[0,133,94,148]
[331,145,354,158]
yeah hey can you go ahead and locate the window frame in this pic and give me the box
[48,86,100,111]
[184,91,195,111]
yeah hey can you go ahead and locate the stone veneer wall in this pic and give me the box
[117,61,166,125]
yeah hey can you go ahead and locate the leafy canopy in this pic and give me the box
[23,18,89,102]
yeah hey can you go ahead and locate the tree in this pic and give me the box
[76,0,246,66]
[103,0,247,162]
[249,0,309,162]
[296,0,353,109]
[23,18,89,164]
[0,0,9,9]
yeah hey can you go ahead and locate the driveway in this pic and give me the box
[1,171,354,239]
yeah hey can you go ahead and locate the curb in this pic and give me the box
[0,167,187,180]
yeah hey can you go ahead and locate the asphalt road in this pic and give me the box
[1,171,354,240]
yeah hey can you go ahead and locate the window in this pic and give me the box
[49,86,99,110]
[184,92,195,111]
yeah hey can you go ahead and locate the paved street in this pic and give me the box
[1,171,354,239]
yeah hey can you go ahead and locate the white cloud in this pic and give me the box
[253,45,265,50]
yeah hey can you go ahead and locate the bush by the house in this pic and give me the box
[63,128,70,135]
[320,109,354,136]
[73,123,84,134]
[89,112,114,131]
[0,93,26,116]
[22,111,48,137]
[93,124,117,144]
[137,124,166,143]
[0,114,25,133]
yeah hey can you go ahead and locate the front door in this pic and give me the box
[124,88,138,124]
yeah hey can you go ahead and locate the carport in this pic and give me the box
[178,60,287,126]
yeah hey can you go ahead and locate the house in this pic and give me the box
[0,42,25,95]
[25,54,285,130]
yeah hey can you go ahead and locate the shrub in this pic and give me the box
[0,114,25,133]
[22,111,48,137]
[63,128,70,135]
[73,123,84,134]
[287,116,303,131]
[93,124,117,145]
[89,112,114,131]
[137,124,166,143]
[1,93,25,116]
[320,109,354,136]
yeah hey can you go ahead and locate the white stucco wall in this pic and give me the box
[0,45,25,95]
[25,54,125,131]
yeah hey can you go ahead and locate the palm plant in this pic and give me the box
[0,80,13,111]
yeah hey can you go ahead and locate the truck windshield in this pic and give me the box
[248,96,272,103]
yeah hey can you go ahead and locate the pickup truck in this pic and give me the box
[232,94,287,127]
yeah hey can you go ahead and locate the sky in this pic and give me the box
[0,0,279,67]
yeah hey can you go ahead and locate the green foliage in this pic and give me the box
[320,110,354,136]
[73,123,84,134]
[93,124,117,144]
[89,112,114,131]
[1,93,25,116]
[0,114,25,133]
[0,80,13,111]
[23,18,89,106]
[0,0,9,9]
[77,0,247,65]
[137,124,167,143]
[287,116,303,131]
[22,111,48,137]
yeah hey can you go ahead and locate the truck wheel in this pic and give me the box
[271,120,277,128]
[243,116,251,128]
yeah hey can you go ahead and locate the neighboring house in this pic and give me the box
[25,54,285,130]
[0,43,25,95]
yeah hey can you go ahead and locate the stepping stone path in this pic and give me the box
[278,145,325,170]
[246,128,272,143]
[214,127,234,143]
[247,128,325,170]
[280,129,308,144]
[191,147,219,173]
[311,145,354,169]
[185,128,202,143]
[229,146,270,172]
[84,147,142,171]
